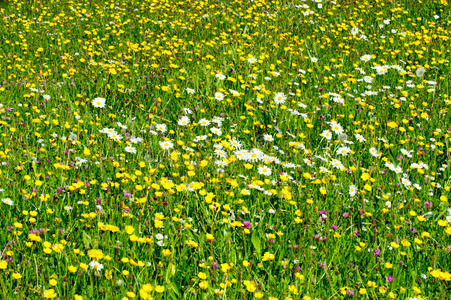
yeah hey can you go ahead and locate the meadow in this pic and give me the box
[0,0,450,299]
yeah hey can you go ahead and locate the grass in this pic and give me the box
[0,0,450,299]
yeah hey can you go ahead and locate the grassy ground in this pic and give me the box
[0,0,450,299]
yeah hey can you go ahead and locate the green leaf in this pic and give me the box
[251,232,261,258]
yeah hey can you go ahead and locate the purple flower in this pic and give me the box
[374,248,381,257]
[243,221,251,229]
[346,289,355,297]
[331,224,338,230]
[387,275,394,283]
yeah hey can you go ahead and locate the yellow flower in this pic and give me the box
[49,279,57,286]
[361,172,371,181]
[43,289,57,299]
[12,273,22,279]
[390,242,400,249]
[68,265,78,273]
[262,252,275,262]
[387,121,397,128]
[74,295,83,300]
[198,272,207,280]
[142,284,153,293]
[0,260,7,270]
[87,249,104,261]
[245,282,256,293]
[125,226,135,235]
[155,285,165,293]
[401,239,411,247]
[199,280,209,290]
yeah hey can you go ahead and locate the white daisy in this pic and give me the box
[156,124,167,133]
[124,146,136,154]
[337,146,351,156]
[274,92,286,104]
[210,127,222,136]
[215,73,226,80]
[89,261,104,271]
[214,92,224,101]
[415,67,426,78]
[1,198,13,206]
[349,185,358,197]
[198,118,211,126]
[369,147,379,158]
[159,140,174,150]
[258,165,272,176]
[177,116,190,126]
[355,133,366,142]
[321,130,332,140]
[263,134,274,142]
[247,57,257,64]
[330,122,344,135]
[92,97,106,108]
[360,55,372,62]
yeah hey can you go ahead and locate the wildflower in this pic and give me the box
[210,127,222,136]
[92,97,106,108]
[156,124,167,132]
[262,252,275,261]
[214,92,224,101]
[321,130,332,140]
[43,289,57,299]
[274,92,286,104]
[416,67,426,77]
[199,280,209,290]
[247,57,257,64]
[369,148,379,158]
[124,146,136,154]
[89,261,104,271]
[177,116,190,126]
[87,249,104,261]
[349,185,358,197]
[198,118,211,126]
[1,198,13,206]
[258,166,272,176]
[159,140,174,150]
[215,73,226,80]
[360,55,372,62]
[0,260,7,269]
